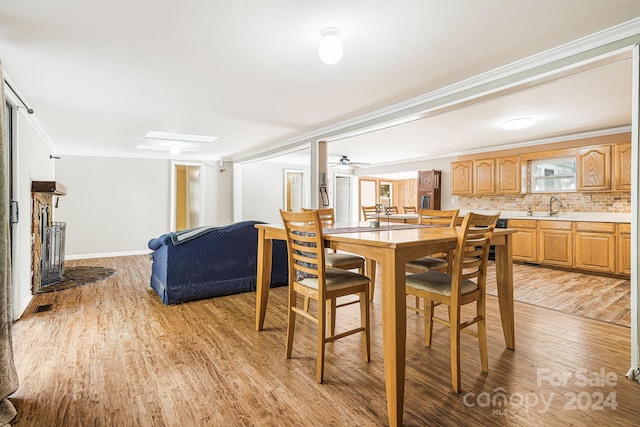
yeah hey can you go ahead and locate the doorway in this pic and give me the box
[359,179,377,220]
[171,162,205,232]
[334,174,352,222]
[284,170,304,211]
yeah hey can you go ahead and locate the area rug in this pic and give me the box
[485,262,630,328]
[37,266,116,293]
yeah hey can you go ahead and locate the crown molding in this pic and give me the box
[234,18,640,163]
[359,126,632,172]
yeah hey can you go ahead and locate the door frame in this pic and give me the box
[284,169,305,211]
[170,161,205,232]
[333,173,353,221]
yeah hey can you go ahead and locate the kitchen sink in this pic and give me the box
[509,212,580,219]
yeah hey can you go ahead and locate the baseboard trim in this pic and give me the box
[15,293,33,320]
[65,249,150,261]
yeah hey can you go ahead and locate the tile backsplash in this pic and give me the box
[458,192,630,213]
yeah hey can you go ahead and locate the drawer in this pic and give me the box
[538,220,572,230]
[619,223,631,234]
[576,222,615,233]
[509,219,536,228]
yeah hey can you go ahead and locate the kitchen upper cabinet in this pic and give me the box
[617,223,631,275]
[473,159,495,194]
[451,161,473,195]
[577,145,611,191]
[613,142,631,191]
[574,222,616,273]
[496,156,521,194]
[510,219,537,262]
[538,221,573,267]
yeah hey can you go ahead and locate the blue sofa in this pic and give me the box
[148,220,289,305]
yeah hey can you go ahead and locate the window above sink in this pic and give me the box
[530,156,576,193]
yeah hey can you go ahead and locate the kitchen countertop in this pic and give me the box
[459,210,631,223]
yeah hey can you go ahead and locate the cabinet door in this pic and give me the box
[512,227,537,262]
[451,161,473,195]
[539,227,573,267]
[418,170,439,191]
[575,232,615,273]
[473,159,495,194]
[613,142,631,191]
[394,178,417,211]
[496,156,521,194]
[577,145,611,191]
[617,224,631,275]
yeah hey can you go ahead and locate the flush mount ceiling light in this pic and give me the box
[318,27,343,65]
[145,131,218,144]
[501,117,536,130]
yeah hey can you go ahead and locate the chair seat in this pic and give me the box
[406,270,478,297]
[299,268,370,291]
[325,252,364,267]
[406,256,448,270]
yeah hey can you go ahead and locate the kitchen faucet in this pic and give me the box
[549,195,563,216]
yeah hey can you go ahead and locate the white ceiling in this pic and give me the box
[1,1,639,166]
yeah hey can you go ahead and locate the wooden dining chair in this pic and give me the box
[405,212,499,393]
[302,208,365,274]
[384,206,399,215]
[280,209,370,384]
[406,209,459,273]
[301,208,368,317]
[361,205,379,220]
[403,206,417,213]
[406,209,460,314]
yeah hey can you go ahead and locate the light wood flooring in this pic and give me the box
[486,262,631,328]
[10,255,640,426]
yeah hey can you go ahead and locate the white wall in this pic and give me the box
[12,111,55,319]
[204,161,233,226]
[55,156,171,256]
[55,156,234,257]
[240,161,310,224]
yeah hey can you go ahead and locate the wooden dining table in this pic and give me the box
[254,222,516,427]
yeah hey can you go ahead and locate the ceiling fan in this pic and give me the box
[329,155,370,170]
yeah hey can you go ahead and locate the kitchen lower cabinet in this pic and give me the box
[506,218,628,277]
[617,223,631,275]
[510,219,537,262]
[538,221,573,267]
[574,222,616,273]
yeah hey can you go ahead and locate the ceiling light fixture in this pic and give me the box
[169,145,181,156]
[501,117,536,130]
[318,27,343,65]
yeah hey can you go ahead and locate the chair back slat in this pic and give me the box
[418,209,459,227]
[450,212,500,299]
[385,206,399,215]
[302,207,335,225]
[280,210,327,291]
[361,205,378,220]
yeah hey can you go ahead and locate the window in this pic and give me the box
[379,181,393,207]
[530,157,576,193]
